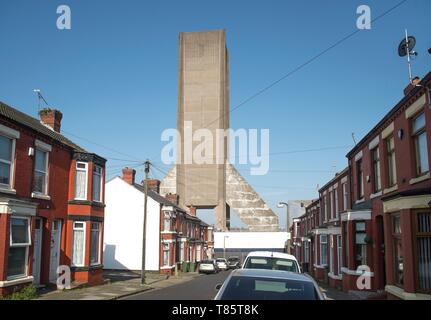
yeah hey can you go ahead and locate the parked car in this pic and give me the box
[214,269,326,300]
[215,258,228,270]
[242,251,301,273]
[227,256,241,269]
[199,259,218,274]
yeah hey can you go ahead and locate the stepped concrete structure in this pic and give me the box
[161,29,279,231]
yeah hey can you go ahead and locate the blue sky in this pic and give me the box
[1,0,430,227]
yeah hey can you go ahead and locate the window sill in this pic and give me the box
[370,191,382,199]
[385,285,431,300]
[383,185,398,194]
[0,187,17,195]
[409,172,430,185]
[31,192,51,200]
[0,275,34,288]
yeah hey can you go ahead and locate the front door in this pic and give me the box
[49,220,62,283]
[32,218,43,285]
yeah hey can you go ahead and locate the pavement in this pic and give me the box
[122,270,232,300]
[36,270,202,300]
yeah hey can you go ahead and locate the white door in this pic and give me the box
[49,220,62,283]
[32,218,43,285]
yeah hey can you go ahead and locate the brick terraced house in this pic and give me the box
[0,102,106,296]
[293,72,431,299]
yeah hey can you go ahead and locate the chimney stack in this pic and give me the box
[189,206,197,216]
[404,76,421,96]
[166,193,179,205]
[145,179,161,193]
[122,167,136,185]
[39,108,63,133]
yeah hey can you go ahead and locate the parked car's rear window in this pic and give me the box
[244,257,299,273]
[201,260,214,264]
[220,276,318,300]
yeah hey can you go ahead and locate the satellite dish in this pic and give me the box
[398,36,416,57]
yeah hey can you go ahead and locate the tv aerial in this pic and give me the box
[398,30,418,83]
[32,89,49,111]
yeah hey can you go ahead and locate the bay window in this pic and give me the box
[415,211,431,292]
[412,112,429,175]
[90,222,101,265]
[355,222,367,268]
[7,217,31,279]
[0,135,14,188]
[72,221,86,267]
[74,162,88,200]
[92,165,102,202]
[33,149,49,195]
[320,235,327,266]
[163,243,170,266]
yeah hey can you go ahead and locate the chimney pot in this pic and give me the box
[39,108,63,132]
[145,179,161,193]
[122,167,136,185]
[404,76,421,96]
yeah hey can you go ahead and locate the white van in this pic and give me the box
[242,251,302,273]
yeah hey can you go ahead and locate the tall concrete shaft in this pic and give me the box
[177,30,230,230]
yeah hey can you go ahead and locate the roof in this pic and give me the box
[133,183,179,207]
[347,72,431,158]
[0,101,86,152]
[230,269,313,282]
[318,167,349,193]
[245,251,298,262]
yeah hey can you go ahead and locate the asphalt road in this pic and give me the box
[123,270,232,300]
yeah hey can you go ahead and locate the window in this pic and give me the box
[356,159,364,199]
[7,217,31,279]
[334,188,339,218]
[0,135,14,188]
[371,147,381,192]
[412,112,429,175]
[320,235,327,266]
[92,165,102,202]
[392,214,403,286]
[342,183,347,211]
[355,222,367,269]
[179,242,185,262]
[337,235,342,275]
[72,221,86,267]
[329,235,334,273]
[33,149,49,194]
[74,162,88,200]
[90,222,101,265]
[163,243,170,266]
[386,136,397,187]
[323,195,328,222]
[415,212,431,292]
[196,245,201,262]
[303,240,309,263]
[164,211,171,232]
[328,192,332,220]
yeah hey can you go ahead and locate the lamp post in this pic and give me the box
[223,235,229,259]
[277,202,289,232]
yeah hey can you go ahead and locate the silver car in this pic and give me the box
[214,269,326,300]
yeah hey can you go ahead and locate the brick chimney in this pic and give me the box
[39,108,63,133]
[145,179,161,193]
[122,167,136,185]
[165,193,179,205]
[189,206,197,216]
[404,76,421,96]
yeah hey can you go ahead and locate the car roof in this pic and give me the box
[245,251,298,261]
[229,269,314,282]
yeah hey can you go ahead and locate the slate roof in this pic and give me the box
[0,101,87,152]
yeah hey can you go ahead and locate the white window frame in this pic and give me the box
[334,188,339,218]
[8,216,31,280]
[320,234,328,266]
[72,221,86,267]
[342,183,347,211]
[164,211,171,232]
[0,134,16,191]
[329,235,334,273]
[92,165,103,202]
[74,162,88,200]
[324,195,328,222]
[303,240,309,263]
[337,235,342,275]
[90,222,101,266]
[33,148,49,196]
[163,243,170,266]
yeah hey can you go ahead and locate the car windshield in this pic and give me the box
[228,257,239,262]
[244,257,298,273]
[220,276,317,300]
[216,259,226,263]
[201,260,213,264]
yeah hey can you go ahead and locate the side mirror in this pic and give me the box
[215,284,222,291]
